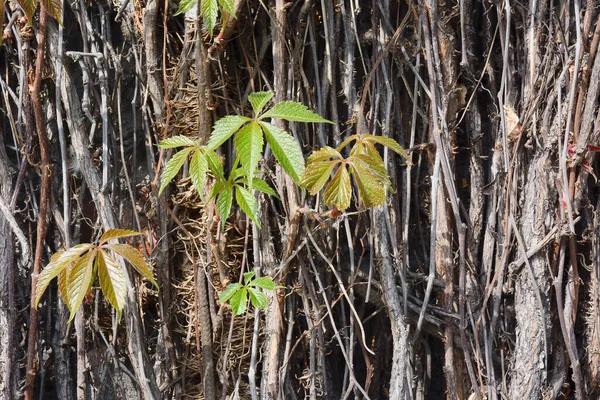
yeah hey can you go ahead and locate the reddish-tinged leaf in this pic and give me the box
[323,166,352,211]
[66,250,97,322]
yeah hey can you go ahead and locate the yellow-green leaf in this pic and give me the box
[100,228,142,244]
[41,0,62,24]
[323,165,352,211]
[219,283,243,303]
[35,244,94,308]
[364,134,411,162]
[174,0,198,15]
[57,268,70,311]
[349,162,387,207]
[230,288,248,315]
[17,0,37,23]
[247,287,267,309]
[300,160,339,195]
[201,0,219,35]
[208,115,251,150]
[66,250,97,322]
[306,146,342,164]
[158,135,196,149]
[261,101,333,124]
[106,244,158,288]
[233,121,263,189]
[248,91,274,115]
[216,184,234,228]
[97,251,128,321]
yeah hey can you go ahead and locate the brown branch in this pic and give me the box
[25,5,49,399]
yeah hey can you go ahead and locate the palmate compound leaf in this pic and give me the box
[201,0,219,35]
[207,115,251,150]
[249,276,277,290]
[66,249,97,322]
[300,147,343,195]
[230,287,248,315]
[247,287,267,309]
[261,101,334,124]
[233,121,263,189]
[174,0,198,16]
[190,149,209,198]
[235,186,260,227]
[106,243,158,288]
[159,147,194,195]
[243,271,256,285]
[35,243,95,308]
[97,251,127,321]
[323,165,352,211]
[260,121,305,184]
[248,91,274,116]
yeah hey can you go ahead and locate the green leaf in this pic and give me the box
[260,121,305,184]
[66,250,97,322]
[246,178,279,198]
[300,160,339,195]
[306,146,342,164]
[97,251,127,321]
[159,147,194,195]
[247,287,268,309]
[100,228,142,244]
[349,161,387,208]
[217,0,236,16]
[219,283,243,303]
[208,115,251,150]
[230,287,248,315]
[235,186,260,227]
[234,121,263,188]
[190,150,209,197]
[249,276,276,290]
[201,0,219,37]
[174,0,198,15]
[206,149,225,180]
[158,135,196,149]
[323,165,352,211]
[248,91,274,115]
[35,244,95,308]
[261,101,333,124]
[17,0,37,23]
[106,244,158,288]
[243,271,256,285]
[216,185,234,228]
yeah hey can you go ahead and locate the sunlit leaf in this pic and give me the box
[201,0,219,35]
[235,186,260,227]
[349,162,387,208]
[306,146,342,164]
[35,244,94,308]
[243,271,256,285]
[242,178,278,199]
[219,283,243,303]
[174,0,198,15]
[300,160,339,195]
[208,115,251,150]
[216,185,234,228]
[100,228,142,244]
[66,250,97,322]
[97,251,127,321]
[190,150,209,197]
[57,268,70,311]
[206,149,225,180]
[323,166,352,211]
[234,121,263,188]
[159,147,194,195]
[158,135,196,149]
[249,277,276,290]
[261,101,333,124]
[260,121,305,184]
[248,287,267,309]
[248,91,274,115]
[106,244,158,288]
[230,287,248,315]
[364,134,411,162]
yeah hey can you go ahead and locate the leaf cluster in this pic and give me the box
[300,134,410,211]
[218,272,281,315]
[35,229,158,322]
[159,91,332,227]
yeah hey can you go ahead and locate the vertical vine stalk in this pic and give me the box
[24,5,49,400]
